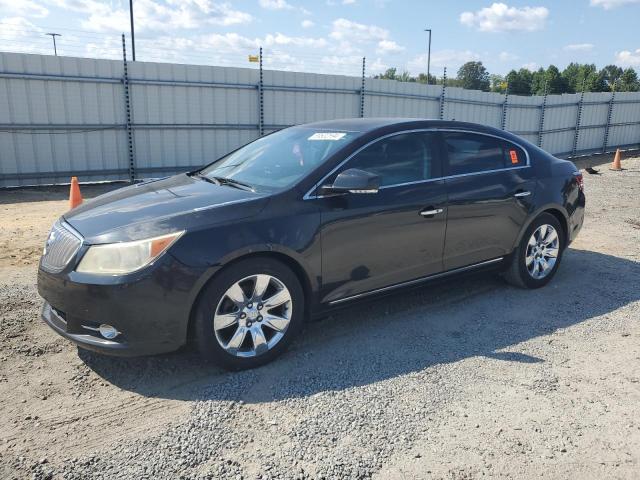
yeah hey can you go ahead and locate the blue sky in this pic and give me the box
[1,1,639,76]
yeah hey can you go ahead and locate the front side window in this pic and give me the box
[201,127,360,191]
[344,132,439,187]
[443,132,527,176]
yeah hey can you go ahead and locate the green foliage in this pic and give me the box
[456,61,490,91]
[618,68,640,92]
[372,62,639,96]
[489,74,507,93]
[505,69,533,95]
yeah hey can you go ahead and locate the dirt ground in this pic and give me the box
[0,154,639,479]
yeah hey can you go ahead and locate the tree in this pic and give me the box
[601,64,623,91]
[544,65,569,94]
[505,69,532,95]
[375,68,398,80]
[397,71,414,82]
[456,61,490,91]
[531,68,547,95]
[489,74,507,93]
[585,69,608,92]
[416,72,437,84]
[618,68,640,92]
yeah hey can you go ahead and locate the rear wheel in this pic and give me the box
[503,213,564,289]
[193,258,304,370]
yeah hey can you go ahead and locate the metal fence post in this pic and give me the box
[258,46,264,136]
[537,81,548,148]
[501,81,509,130]
[359,57,366,118]
[602,85,616,153]
[121,33,136,182]
[439,67,447,120]
[572,79,586,157]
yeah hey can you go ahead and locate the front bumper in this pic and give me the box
[38,255,202,357]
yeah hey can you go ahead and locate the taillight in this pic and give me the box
[574,172,584,192]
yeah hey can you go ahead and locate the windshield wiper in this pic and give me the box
[191,172,221,185]
[210,176,256,192]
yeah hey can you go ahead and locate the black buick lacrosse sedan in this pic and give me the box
[38,118,585,369]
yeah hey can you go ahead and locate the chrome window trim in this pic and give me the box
[303,127,531,200]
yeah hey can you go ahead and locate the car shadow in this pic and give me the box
[78,248,640,403]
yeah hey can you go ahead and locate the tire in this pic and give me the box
[503,213,565,289]
[193,257,304,370]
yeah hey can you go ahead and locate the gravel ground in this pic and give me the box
[0,154,639,480]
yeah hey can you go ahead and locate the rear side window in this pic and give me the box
[346,132,440,187]
[443,132,527,176]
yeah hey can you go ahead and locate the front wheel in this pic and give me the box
[503,213,565,289]
[193,258,304,370]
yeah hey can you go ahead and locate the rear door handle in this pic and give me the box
[514,191,531,198]
[420,207,444,217]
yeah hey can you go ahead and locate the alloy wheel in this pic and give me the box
[213,274,292,358]
[525,224,559,279]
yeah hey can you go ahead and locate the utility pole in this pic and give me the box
[424,28,432,84]
[129,0,136,61]
[46,33,61,56]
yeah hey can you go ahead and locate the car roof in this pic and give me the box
[298,117,499,134]
[297,117,533,149]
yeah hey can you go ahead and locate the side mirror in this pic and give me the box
[322,168,380,195]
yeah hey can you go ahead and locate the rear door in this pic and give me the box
[314,131,447,304]
[441,131,536,270]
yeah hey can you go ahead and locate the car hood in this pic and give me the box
[64,174,269,244]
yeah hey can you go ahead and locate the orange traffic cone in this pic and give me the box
[610,149,623,171]
[69,176,83,209]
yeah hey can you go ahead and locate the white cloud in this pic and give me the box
[258,0,293,10]
[329,18,389,43]
[343,0,357,4]
[369,57,388,73]
[264,32,327,49]
[52,0,252,32]
[376,40,404,54]
[0,16,43,45]
[301,19,314,28]
[460,3,549,32]
[498,51,518,61]
[521,62,539,70]
[615,48,640,66]
[0,0,48,18]
[590,0,640,9]
[563,43,595,52]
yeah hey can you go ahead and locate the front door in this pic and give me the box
[313,131,448,304]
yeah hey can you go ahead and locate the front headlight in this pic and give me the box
[76,231,184,275]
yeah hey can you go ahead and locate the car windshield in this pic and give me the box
[199,127,359,191]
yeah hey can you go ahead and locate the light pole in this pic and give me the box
[424,29,432,84]
[129,0,136,61]
[46,33,61,56]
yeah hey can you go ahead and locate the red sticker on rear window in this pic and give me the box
[509,149,519,164]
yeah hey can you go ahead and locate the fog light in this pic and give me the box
[98,324,120,340]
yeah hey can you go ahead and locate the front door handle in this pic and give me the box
[514,191,531,198]
[420,207,444,217]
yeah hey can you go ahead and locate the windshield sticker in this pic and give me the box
[308,132,347,141]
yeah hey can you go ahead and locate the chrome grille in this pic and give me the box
[41,221,82,273]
